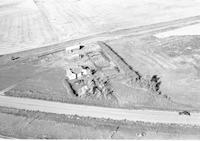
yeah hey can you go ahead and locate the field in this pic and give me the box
[155,23,200,38]
[0,106,200,139]
[1,0,200,139]
[1,39,198,112]
[106,31,200,111]
[1,0,200,55]
[2,50,118,108]
[0,0,58,55]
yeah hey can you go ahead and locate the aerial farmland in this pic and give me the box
[1,0,200,55]
[0,0,200,139]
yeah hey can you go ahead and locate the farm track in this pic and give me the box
[1,0,200,55]
[1,0,200,129]
[0,95,200,126]
[1,14,200,63]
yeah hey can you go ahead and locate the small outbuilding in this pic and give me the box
[65,45,85,54]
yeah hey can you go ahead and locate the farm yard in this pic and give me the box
[1,0,200,55]
[1,0,200,139]
[1,39,200,112]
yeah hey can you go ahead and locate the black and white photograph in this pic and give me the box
[0,0,200,139]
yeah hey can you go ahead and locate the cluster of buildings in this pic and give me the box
[64,44,114,97]
[66,65,89,80]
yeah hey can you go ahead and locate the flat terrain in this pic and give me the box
[1,22,200,112]
[1,0,200,139]
[1,95,200,126]
[0,50,117,108]
[155,23,200,38]
[106,27,200,111]
[0,0,58,55]
[1,0,200,54]
[0,106,200,139]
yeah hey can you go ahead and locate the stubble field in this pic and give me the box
[1,0,200,55]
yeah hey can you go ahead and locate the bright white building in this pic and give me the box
[66,69,76,80]
[65,45,80,54]
[65,45,85,54]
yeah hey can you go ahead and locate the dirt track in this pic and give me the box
[0,95,200,126]
[1,14,200,64]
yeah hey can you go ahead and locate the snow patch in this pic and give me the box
[155,23,200,38]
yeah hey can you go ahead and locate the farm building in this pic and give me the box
[65,45,85,54]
